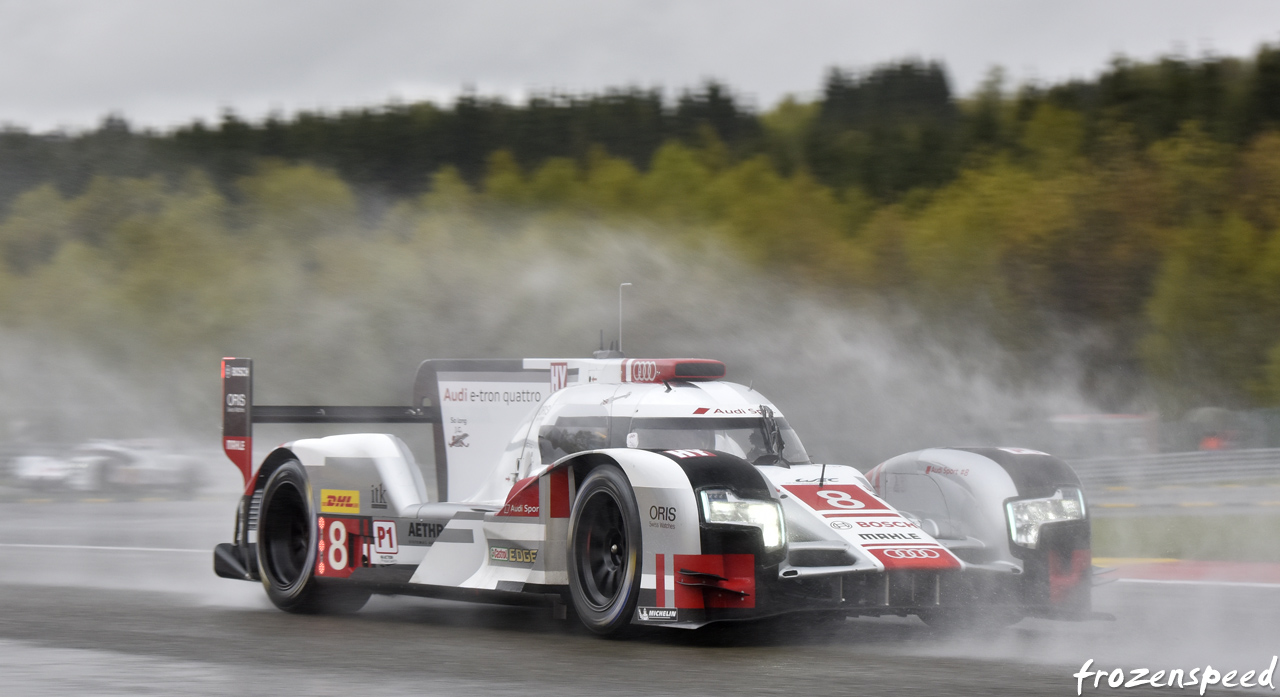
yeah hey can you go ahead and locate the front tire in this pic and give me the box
[566,465,643,635]
[256,460,369,614]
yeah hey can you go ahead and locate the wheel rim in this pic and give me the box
[576,489,630,609]
[262,481,310,590]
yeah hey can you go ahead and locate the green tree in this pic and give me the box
[1141,215,1277,406]
[237,161,358,244]
[0,185,70,274]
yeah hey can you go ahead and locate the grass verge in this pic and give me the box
[1092,514,1280,562]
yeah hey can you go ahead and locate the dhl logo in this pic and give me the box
[320,489,360,513]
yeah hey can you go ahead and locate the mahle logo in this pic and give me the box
[320,489,360,513]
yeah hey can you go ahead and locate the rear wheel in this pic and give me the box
[256,460,368,614]
[567,465,642,635]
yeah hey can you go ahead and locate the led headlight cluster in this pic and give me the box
[1005,488,1086,549]
[699,489,786,552]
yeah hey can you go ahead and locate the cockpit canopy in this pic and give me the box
[624,415,808,464]
[525,381,811,475]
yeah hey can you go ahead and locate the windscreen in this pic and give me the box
[623,417,811,464]
[539,416,609,463]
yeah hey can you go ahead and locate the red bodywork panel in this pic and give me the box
[674,554,756,609]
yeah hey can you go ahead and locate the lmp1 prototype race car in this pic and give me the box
[11,439,204,497]
[212,354,1097,635]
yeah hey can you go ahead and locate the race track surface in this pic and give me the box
[1,498,1277,696]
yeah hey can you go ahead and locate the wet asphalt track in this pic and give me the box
[1,498,1278,696]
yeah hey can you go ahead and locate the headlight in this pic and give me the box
[699,489,786,552]
[1005,488,1086,549]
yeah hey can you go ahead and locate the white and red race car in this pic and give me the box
[213,355,1096,634]
[12,439,203,497]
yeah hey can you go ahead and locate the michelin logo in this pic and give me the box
[638,607,678,622]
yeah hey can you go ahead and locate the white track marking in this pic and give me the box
[1118,578,1280,589]
[0,543,206,554]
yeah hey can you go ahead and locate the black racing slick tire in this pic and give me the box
[256,460,369,614]
[566,465,643,636]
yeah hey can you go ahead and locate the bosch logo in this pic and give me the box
[630,360,659,382]
[882,548,941,559]
[830,520,853,530]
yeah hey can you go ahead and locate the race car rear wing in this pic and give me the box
[224,355,725,501]
[221,358,437,487]
[220,357,544,500]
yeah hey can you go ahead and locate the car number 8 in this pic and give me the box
[817,489,865,509]
[327,520,348,570]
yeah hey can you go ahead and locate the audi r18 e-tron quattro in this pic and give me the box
[212,354,1096,634]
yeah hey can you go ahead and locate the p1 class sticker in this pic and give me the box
[372,520,397,555]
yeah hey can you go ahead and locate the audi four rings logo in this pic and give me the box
[629,360,659,382]
[882,548,941,559]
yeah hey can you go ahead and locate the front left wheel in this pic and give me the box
[256,460,369,614]
[566,465,643,635]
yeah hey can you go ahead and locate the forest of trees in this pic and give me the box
[4,46,1280,419]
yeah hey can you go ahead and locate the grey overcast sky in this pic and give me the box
[2,0,1279,132]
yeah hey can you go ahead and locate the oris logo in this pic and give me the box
[226,393,246,407]
[649,505,677,522]
[882,548,941,559]
[629,360,659,382]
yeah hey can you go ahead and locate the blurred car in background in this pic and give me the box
[10,439,204,498]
